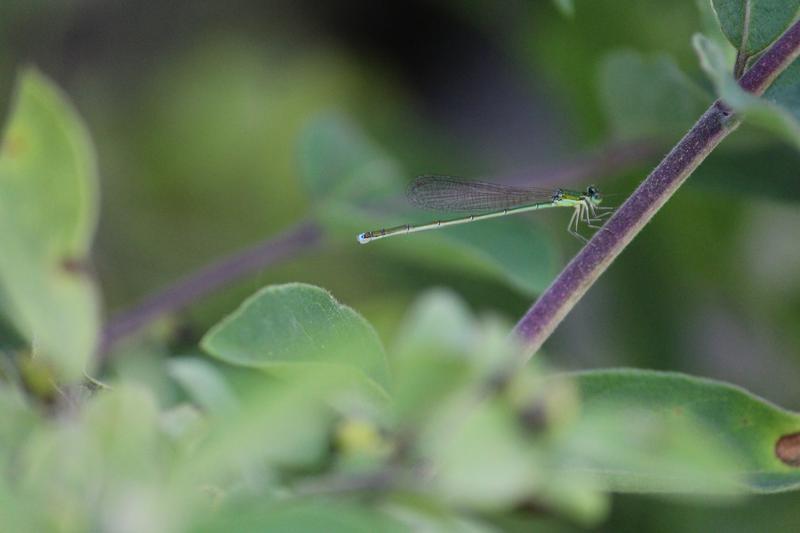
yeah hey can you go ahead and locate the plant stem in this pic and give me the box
[512,19,800,363]
[98,220,323,358]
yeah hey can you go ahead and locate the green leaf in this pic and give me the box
[159,404,206,446]
[711,0,800,55]
[0,68,100,381]
[566,369,800,493]
[424,388,609,524]
[299,113,401,204]
[427,398,540,510]
[693,33,740,94]
[390,289,515,427]
[189,501,405,533]
[0,382,38,455]
[552,0,574,18]
[81,384,162,478]
[299,114,559,296]
[696,142,800,201]
[764,57,800,122]
[697,0,737,49]
[168,357,239,415]
[693,33,800,149]
[390,291,608,525]
[13,384,167,529]
[177,371,334,479]
[201,283,390,397]
[381,499,498,533]
[598,51,710,141]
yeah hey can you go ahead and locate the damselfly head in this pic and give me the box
[585,185,602,205]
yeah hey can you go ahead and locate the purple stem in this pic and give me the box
[512,19,800,362]
[98,220,323,357]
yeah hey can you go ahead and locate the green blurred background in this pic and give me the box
[3,0,799,530]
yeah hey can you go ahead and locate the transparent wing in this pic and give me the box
[407,175,556,212]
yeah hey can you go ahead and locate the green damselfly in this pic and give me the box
[357,175,613,244]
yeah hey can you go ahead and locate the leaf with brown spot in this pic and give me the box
[565,369,800,493]
[0,68,100,381]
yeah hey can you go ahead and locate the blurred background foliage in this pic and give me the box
[2,0,800,530]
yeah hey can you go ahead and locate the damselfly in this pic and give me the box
[357,175,613,244]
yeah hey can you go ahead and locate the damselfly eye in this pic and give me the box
[587,185,599,198]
